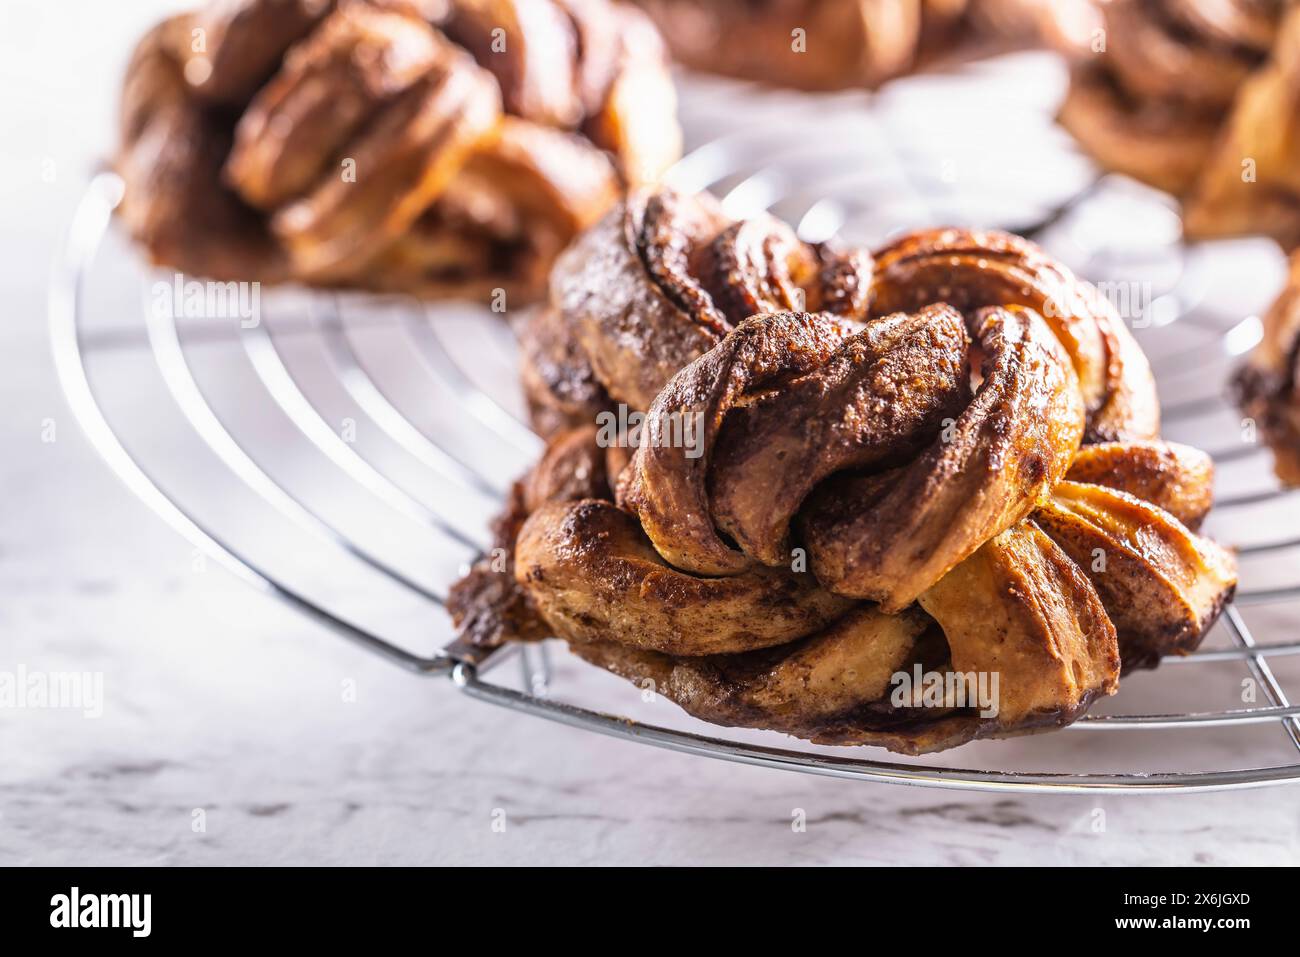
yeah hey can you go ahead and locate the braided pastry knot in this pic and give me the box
[1053,0,1282,200]
[525,187,1157,442]
[472,188,1237,753]
[116,0,679,303]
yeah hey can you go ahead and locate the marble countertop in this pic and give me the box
[3,0,1298,867]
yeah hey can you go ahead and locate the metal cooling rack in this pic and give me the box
[51,54,1300,792]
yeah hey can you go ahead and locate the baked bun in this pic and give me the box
[115,0,680,303]
[451,187,1237,754]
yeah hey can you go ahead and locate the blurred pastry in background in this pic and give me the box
[1054,0,1279,197]
[625,0,1037,91]
[1184,4,1300,249]
[1236,249,1300,485]
[115,0,681,304]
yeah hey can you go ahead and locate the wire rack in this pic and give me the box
[51,53,1300,793]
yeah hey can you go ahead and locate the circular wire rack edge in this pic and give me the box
[52,67,1300,792]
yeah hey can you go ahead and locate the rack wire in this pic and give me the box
[52,53,1300,792]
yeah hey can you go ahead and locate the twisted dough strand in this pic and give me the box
[526,190,1158,443]
[870,228,1159,442]
[471,188,1237,753]
[228,5,505,282]
[799,304,1085,609]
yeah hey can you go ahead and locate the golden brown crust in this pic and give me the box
[567,606,990,754]
[870,227,1159,442]
[239,7,506,283]
[448,425,613,649]
[801,305,1085,610]
[515,499,853,655]
[365,117,621,300]
[444,0,584,127]
[563,518,1125,754]
[454,187,1235,754]
[1101,0,1258,109]
[1035,481,1238,670]
[917,521,1119,724]
[707,307,970,567]
[517,307,612,439]
[576,0,684,184]
[532,208,1156,447]
[115,0,679,304]
[618,310,884,576]
[531,187,875,433]
[223,5,448,212]
[549,187,738,413]
[1065,440,1215,529]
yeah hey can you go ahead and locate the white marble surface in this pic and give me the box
[3,0,1300,867]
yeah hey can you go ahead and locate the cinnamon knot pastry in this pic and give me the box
[1052,0,1300,248]
[452,187,1237,754]
[523,187,1158,442]
[116,0,680,303]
